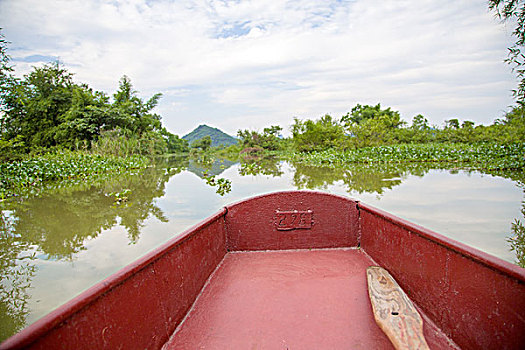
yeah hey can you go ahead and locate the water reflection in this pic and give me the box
[237,156,440,195]
[508,199,525,268]
[477,169,525,267]
[0,212,36,338]
[187,157,237,178]
[239,156,284,177]
[3,166,184,259]
[292,162,442,195]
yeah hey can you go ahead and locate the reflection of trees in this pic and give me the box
[185,156,235,195]
[154,154,189,170]
[292,162,441,194]
[292,160,525,196]
[342,164,406,195]
[488,169,525,267]
[292,164,346,190]
[238,156,283,177]
[3,162,185,259]
[502,171,525,267]
[7,189,116,259]
[508,203,525,268]
[102,169,172,244]
[0,212,36,339]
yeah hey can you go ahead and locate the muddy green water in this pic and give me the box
[1,156,524,340]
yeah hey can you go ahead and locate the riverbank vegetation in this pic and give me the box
[234,103,524,172]
[0,59,186,160]
[0,31,188,198]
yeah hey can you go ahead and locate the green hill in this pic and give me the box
[182,125,238,148]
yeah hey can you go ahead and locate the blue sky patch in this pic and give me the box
[215,21,252,39]
[14,54,57,63]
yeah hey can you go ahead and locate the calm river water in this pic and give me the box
[1,156,524,340]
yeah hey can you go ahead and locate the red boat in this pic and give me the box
[2,191,524,349]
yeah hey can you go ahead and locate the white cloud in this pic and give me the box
[0,0,516,136]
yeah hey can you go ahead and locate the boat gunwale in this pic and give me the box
[358,201,525,283]
[0,208,228,350]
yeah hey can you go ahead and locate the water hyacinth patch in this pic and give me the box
[285,143,525,171]
[0,151,149,199]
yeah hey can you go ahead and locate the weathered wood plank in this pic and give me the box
[366,266,430,350]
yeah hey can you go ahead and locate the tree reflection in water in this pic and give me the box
[3,159,186,259]
[0,212,37,339]
[238,156,284,177]
[486,169,525,268]
[508,203,525,268]
[292,162,439,195]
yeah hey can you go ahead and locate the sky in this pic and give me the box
[0,0,518,136]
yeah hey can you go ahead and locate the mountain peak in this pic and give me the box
[182,124,237,147]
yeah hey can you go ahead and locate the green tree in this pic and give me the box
[0,59,170,156]
[2,61,76,149]
[291,115,346,152]
[438,118,482,143]
[162,129,189,153]
[111,75,163,136]
[489,0,525,104]
[103,76,168,155]
[395,114,434,143]
[191,136,212,152]
[497,105,525,142]
[0,29,15,116]
[458,120,476,143]
[0,45,171,154]
[341,103,403,128]
[342,104,404,147]
[0,30,26,158]
[1,61,114,151]
[445,119,460,129]
[411,114,430,130]
[54,85,113,147]
[237,125,283,151]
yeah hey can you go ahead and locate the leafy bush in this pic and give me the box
[237,126,283,151]
[291,115,346,152]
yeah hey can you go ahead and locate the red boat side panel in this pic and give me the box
[164,249,455,350]
[359,203,525,350]
[225,191,359,251]
[1,210,228,350]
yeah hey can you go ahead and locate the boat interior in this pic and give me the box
[164,248,454,349]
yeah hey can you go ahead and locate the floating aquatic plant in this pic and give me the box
[0,151,149,199]
[285,143,525,171]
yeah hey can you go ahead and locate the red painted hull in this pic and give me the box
[2,191,524,349]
